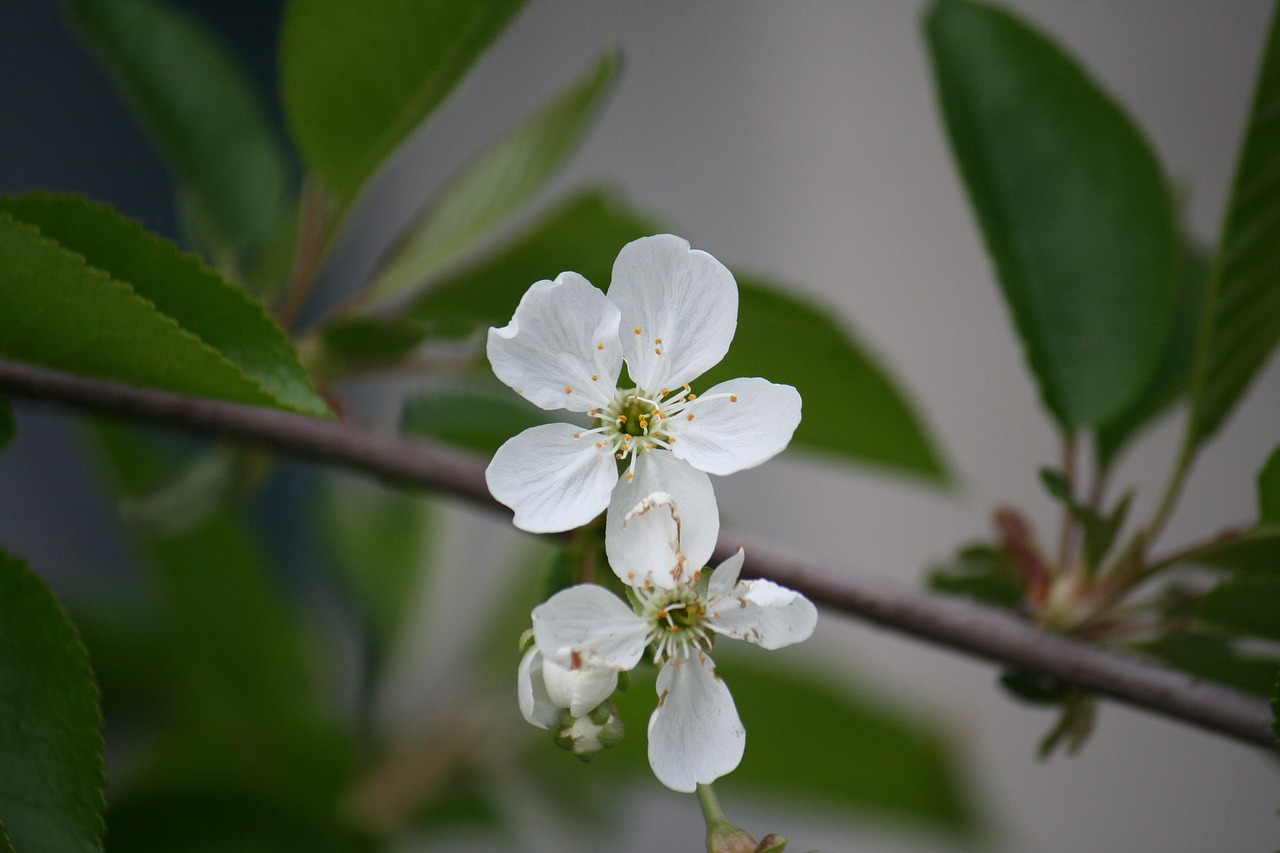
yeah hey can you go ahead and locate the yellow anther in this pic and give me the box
[654,347,662,354]
[625,472,634,480]
[686,413,695,421]
[573,432,581,439]
[616,453,624,460]
[595,441,605,448]
[667,437,676,443]
[730,394,738,402]
[634,327,642,335]
[564,386,572,393]
[588,409,597,416]
[618,415,628,423]
[596,342,604,350]
[661,388,669,396]
[655,337,663,344]
[591,374,598,381]
[687,393,697,400]
[667,624,679,632]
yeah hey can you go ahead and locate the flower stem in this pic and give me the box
[696,782,728,826]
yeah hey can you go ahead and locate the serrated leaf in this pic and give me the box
[65,0,289,253]
[0,400,13,453]
[403,187,661,338]
[0,195,328,415]
[1259,445,1280,523]
[0,548,105,853]
[926,0,1179,430]
[1096,240,1209,468]
[401,386,555,457]
[1140,630,1280,697]
[1189,5,1280,443]
[1200,574,1280,642]
[280,0,524,202]
[367,52,619,302]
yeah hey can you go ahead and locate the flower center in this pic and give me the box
[580,385,698,479]
[634,583,711,663]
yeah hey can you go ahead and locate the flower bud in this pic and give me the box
[553,701,624,761]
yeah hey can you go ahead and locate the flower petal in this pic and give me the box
[487,272,622,412]
[486,423,617,533]
[608,235,737,392]
[518,648,562,729]
[606,491,683,588]
[541,655,619,718]
[647,653,744,792]
[707,579,818,650]
[532,584,649,672]
[667,377,801,476]
[707,548,745,600]
[605,451,718,583]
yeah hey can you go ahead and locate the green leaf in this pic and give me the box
[1200,574,1280,642]
[925,0,1179,430]
[1140,630,1280,697]
[1186,525,1280,573]
[1272,676,1280,743]
[0,399,14,453]
[104,791,365,853]
[1189,5,1280,444]
[1259,444,1280,524]
[1095,240,1209,468]
[928,544,1023,608]
[401,386,553,457]
[604,660,975,832]
[319,316,431,365]
[0,195,328,416]
[367,51,619,302]
[88,424,354,820]
[402,187,661,338]
[280,0,524,202]
[706,277,949,480]
[322,476,433,655]
[0,548,105,853]
[66,0,290,253]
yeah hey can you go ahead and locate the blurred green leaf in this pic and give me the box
[1189,5,1280,444]
[603,659,975,833]
[323,477,432,655]
[1259,444,1280,523]
[403,187,660,338]
[319,316,431,366]
[1037,692,1096,758]
[1186,525,1280,573]
[928,544,1023,608]
[926,0,1178,430]
[1095,241,1209,468]
[0,548,105,852]
[1036,469,1130,570]
[1272,676,1280,743]
[0,195,328,415]
[105,791,367,853]
[1140,630,1280,697]
[89,424,354,821]
[705,277,949,480]
[66,0,289,253]
[401,386,553,457]
[0,399,13,453]
[280,0,524,202]
[998,670,1071,705]
[367,52,619,302]
[1200,574,1280,642]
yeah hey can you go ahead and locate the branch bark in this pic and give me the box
[1,358,1273,749]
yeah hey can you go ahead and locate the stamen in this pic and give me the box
[687,413,695,421]
[591,374,598,381]
[564,386,572,393]
[730,394,738,402]
[597,342,604,350]
[634,327,642,335]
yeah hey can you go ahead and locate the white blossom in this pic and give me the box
[529,492,817,792]
[486,234,802,535]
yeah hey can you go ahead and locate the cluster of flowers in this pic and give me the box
[485,235,816,793]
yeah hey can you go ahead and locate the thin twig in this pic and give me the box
[0,358,1273,749]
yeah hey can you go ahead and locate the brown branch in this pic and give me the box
[1,358,1274,749]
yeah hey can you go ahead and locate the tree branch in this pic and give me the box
[1,359,1273,749]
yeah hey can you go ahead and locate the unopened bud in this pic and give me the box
[707,825,788,853]
[553,701,624,761]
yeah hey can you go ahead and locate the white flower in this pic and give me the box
[486,234,802,535]
[517,645,618,729]
[529,492,818,792]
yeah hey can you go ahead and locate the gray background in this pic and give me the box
[3,2,1278,851]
